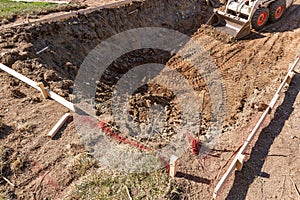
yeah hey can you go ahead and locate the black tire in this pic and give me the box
[251,8,270,31]
[269,0,286,22]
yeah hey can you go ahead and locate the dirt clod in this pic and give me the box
[44,69,59,82]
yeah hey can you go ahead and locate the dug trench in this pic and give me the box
[0,0,300,199]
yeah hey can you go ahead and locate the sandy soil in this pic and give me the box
[0,0,300,199]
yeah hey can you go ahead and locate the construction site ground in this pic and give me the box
[0,0,300,199]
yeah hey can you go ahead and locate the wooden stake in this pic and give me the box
[235,154,245,171]
[47,113,72,138]
[37,82,49,99]
[169,155,179,178]
[286,71,295,86]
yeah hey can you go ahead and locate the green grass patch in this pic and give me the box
[0,0,82,21]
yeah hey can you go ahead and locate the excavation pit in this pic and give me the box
[0,0,300,199]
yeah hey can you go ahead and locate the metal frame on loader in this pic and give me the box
[207,0,294,39]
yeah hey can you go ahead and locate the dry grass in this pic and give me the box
[0,145,27,177]
[16,122,35,133]
[0,146,12,177]
[64,150,182,199]
[69,168,181,200]
[67,152,97,177]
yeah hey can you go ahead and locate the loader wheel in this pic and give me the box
[269,0,286,22]
[252,8,269,30]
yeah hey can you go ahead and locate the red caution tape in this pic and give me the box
[191,138,200,155]
[99,121,151,152]
[185,132,201,155]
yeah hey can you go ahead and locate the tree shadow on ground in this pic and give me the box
[226,73,300,200]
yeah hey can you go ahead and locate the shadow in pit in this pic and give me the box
[176,172,211,185]
[226,72,300,200]
[242,4,300,40]
[28,0,213,82]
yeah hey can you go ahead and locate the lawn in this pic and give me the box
[0,0,81,20]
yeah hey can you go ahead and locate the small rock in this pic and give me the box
[30,96,42,103]
[20,43,33,52]
[65,62,73,67]
[44,70,59,81]
[10,79,19,86]
[257,102,268,111]
[61,80,73,90]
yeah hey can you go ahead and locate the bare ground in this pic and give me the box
[0,0,300,199]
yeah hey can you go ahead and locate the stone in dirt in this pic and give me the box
[44,69,59,81]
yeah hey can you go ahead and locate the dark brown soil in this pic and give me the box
[0,0,300,199]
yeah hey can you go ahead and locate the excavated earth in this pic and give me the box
[0,0,300,199]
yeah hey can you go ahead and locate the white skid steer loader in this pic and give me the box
[207,0,294,39]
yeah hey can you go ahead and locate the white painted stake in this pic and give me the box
[235,154,245,171]
[169,155,179,178]
[47,113,72,138]
[37,82,49,99]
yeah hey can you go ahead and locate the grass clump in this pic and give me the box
[70,169,181,200]
[0,145,27,178]
[0,0,83,22]
[16,121,35,133]
[67,152,97,177]
[0,146,13,177]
